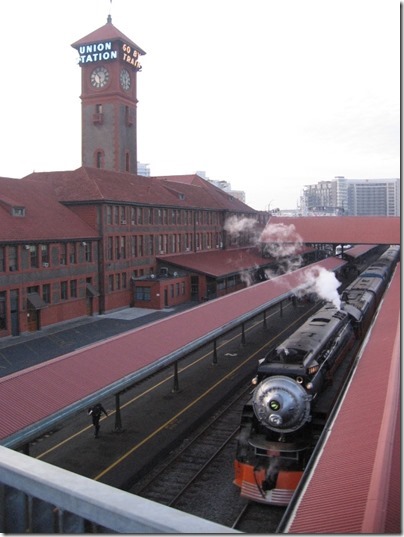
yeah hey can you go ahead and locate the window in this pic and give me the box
[120,206,126,224]
[107,237,113,260]
[41,244,49,266]
[29,245,38,268]
[96,151,104,169]
[43,284,51,304]
[8,246,18,272]
[107,206,112,225]
[131,235,137,257]
[108,275,114,292]
[125,152,130,172]
[120,236,126,259]
[69,243,76,264]
[60,281,68,300]
[135,287,151,301]
[115,237,120,259]
[84,242,92,262]
[70,280,77,298]
[0,247,4,272]
[0,292,6,330]
[60,243,67,265]
[122,272,127,288]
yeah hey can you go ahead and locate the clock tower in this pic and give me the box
[71,16,145,174]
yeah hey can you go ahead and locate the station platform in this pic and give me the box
[12,299,316,493]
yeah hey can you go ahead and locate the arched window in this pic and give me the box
[95,150,105,169]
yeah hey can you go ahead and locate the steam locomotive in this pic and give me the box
[233,245,400,506]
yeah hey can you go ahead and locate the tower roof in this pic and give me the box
[71,17,146,55]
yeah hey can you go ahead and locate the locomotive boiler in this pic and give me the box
[233,245,399,506]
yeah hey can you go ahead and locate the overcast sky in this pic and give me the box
[0,0,399,210]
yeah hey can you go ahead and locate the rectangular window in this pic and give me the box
[84,242,92,262]
[69,243,76,264]
[115,237,120,259]
[114,206,119,225]
[120,236,126,259]
[122,272,127,288]
[131,235,137,257]
[135,287,151,301]
[70,280,77,298]
[41,244,49,266]
[8,246,18,272]
[0,291,6,330]
[0,247,4,272]
[120,206,126,224]
[43,284,51,304]
[108,275,114,292]
[30,245,38,268]
[60,281,68,300]
[116,273,121,290]
[107,237,113,260]
[107,206,112,225]
[60,243,67,265]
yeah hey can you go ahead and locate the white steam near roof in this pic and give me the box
[224,216,342,307]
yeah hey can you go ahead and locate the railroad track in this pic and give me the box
[232,501,286,532]
[128,383,254,524]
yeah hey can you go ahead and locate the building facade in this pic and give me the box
[301,176,400,216]
[0,17,272,340]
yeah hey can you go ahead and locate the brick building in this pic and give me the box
[0,17,274,339]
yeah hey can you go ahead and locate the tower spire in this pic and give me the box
[107,0,112,23]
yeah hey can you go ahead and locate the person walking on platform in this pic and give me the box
[88,403,108,438]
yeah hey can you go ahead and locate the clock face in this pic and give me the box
[120,69,131,90]
[90,66,110,88]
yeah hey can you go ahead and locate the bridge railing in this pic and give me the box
[0,446,237,534]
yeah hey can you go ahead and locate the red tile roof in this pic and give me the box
[267,216,400,245]
[0,178,99,242]
[343,244,379,258]
[158,246,314,278]
[71,19,146,55]
[23,167,255,213]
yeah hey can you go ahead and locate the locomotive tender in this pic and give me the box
[234,245,400,506]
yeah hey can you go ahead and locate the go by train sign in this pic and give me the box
[77,40,142,70]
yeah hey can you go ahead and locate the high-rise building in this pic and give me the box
[302,177,400,216]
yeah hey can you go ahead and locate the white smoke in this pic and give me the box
[297,265,342,309]
[224,215,259,240]
[223,218,341,307]
[259,222,304,261]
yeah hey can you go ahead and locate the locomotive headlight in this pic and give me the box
[251,375,259,386]
[307,365,319,375]
[306,382,314,391]
[269,399,281,411]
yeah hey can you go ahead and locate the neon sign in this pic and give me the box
[122,43,142,70]
[78,41,117,63]
[77,40,142,70]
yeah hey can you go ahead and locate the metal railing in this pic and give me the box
[0,446,238,533]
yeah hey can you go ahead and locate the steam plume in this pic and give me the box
[298,265,341,309]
